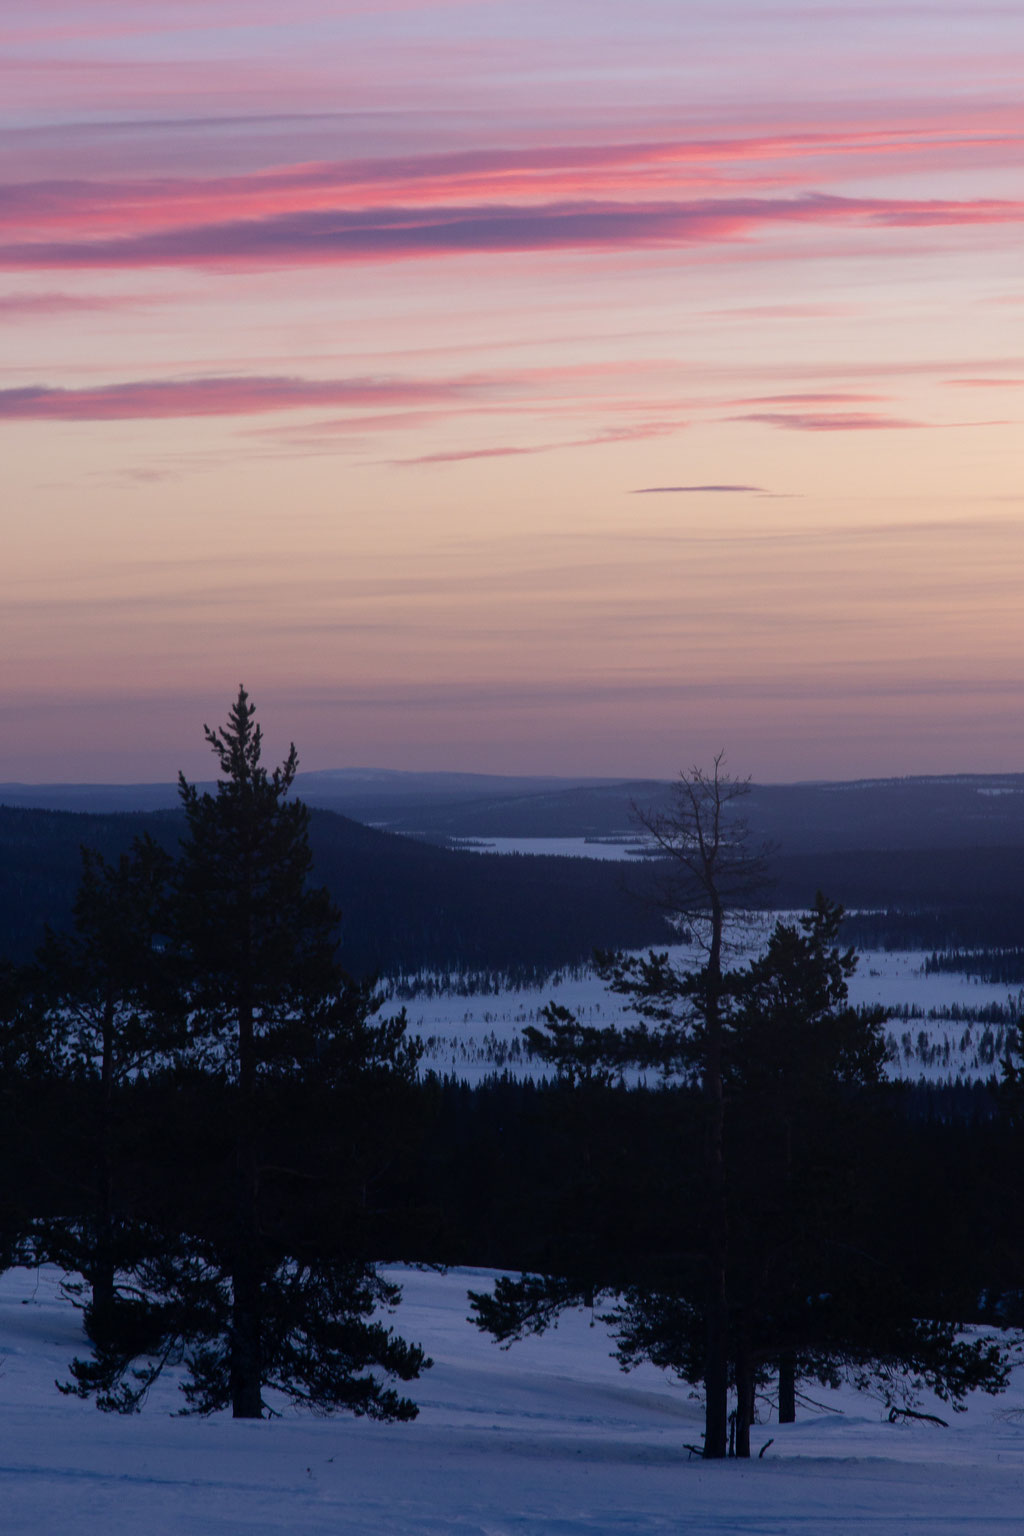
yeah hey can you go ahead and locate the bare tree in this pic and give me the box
[482,755,773,1459]
[635,753,771,950]
[604,754,771,1458]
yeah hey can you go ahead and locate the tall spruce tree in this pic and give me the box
[27,837,173,1328]
[175,687,330,1417]
[63,688,427,1419]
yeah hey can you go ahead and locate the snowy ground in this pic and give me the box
[393,936,1019,1085]
[2,1264,1022,1534]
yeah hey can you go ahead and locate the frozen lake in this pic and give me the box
[450,835,652,860]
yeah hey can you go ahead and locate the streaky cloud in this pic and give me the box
[0,373,476,421]
[732,410,924,432]
[392,420,682,466]
[3,192,1024,271]
[946,376,1024,388]
[631,484,765,494]
[0,290,141,316]
[730,391,887,406]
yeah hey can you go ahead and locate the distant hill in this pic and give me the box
[2,795,1023,972]
[746,776,1024,856]
[3,773,1024,971]
[0,769,624,818]
[0,803,672,974]
[4,769,1024,854]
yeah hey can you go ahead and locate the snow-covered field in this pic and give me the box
[393,938,1019,1084]
[2,1263,1022,1534]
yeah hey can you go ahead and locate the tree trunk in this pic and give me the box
[778,1351,796,1423]
[231,1246,264,1419]
[636,759,767,1461]
[705,1290,729,1458]
[91,984,116,1330]
[734,1337,755,1458]
[231,972,263,1419]
[702,894,730,1459]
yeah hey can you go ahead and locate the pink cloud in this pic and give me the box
[8,114,1024,208]
[0,290,146,316]
[2,190,1022,272]
[0,150,745,243]
[3,108,1024,262]
[392,420,682,466]
[18,128,1024,208]
[0,374,476,421]
[0,355,702,432]
[946,376,1024,387]
[394,443,545,466]
[733,410,924,432]
[730,391,888,406]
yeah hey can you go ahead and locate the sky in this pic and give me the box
[3,1,1023,784]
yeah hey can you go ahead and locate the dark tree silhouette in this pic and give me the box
[598,755,770,1457]
[481,787,1014,1458]
[28,837,173,1326]
[62,688,427,1419]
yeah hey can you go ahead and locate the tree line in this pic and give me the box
[1,699,1023,1458]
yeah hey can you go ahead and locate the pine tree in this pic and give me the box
[173,688,330,1417]
[29,836,173,1327]
[0,957,45,1274]
[63,688,427,1419]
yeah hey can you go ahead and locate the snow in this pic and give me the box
[2,1265,1022,1533]
[396,938,1019,1085]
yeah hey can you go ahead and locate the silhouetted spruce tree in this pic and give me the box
[29,836,173,1328]
[609,896,1008,1456]
[723,894,888,1451]
[481,881,1013,1455]
[0,957,47,1273]
[63,688,427,1419]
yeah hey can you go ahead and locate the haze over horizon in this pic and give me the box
[4,761,1024,795]
[4,3,1023,784]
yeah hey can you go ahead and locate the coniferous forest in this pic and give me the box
[2,692,1023,1460]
